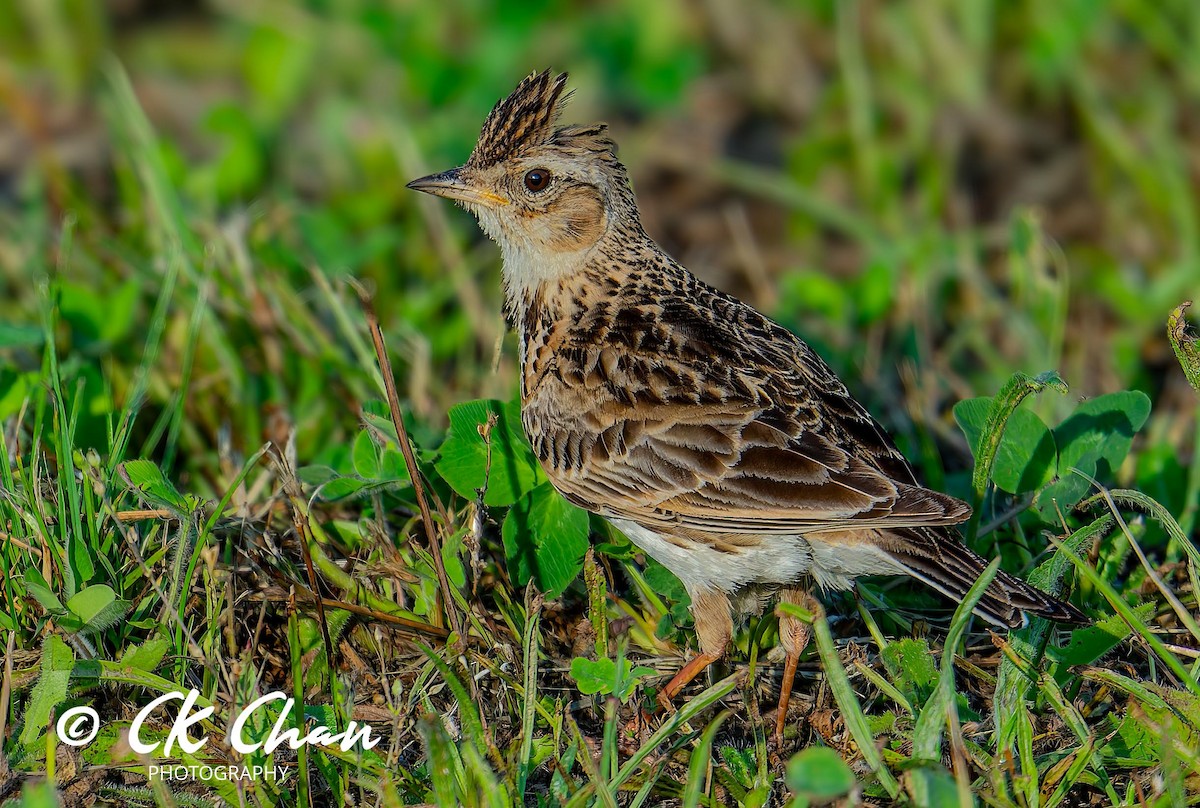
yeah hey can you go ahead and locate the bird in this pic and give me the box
[407,70,1087,741]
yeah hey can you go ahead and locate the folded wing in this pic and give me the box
[531,278,971,536]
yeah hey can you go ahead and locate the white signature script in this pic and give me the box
[57,690,380,756]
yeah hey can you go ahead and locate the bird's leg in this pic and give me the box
[658,652,723,707]
[658,588,732,711]
[774,587,819,742]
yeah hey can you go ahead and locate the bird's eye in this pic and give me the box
[524,169,551,192]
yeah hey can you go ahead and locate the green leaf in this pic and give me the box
[297,465,339,486]
[719,745,756,790]
[0,369,39,420]
[119,459,196,513]
[22,565,65,614]
[119,637,170,672]
[641,556,691,629]
[0,323,43,349]
[18,635,75,751]
[65,584,115,623]
[1037,391,1151,516]
[955,373,1064,488]
[360,407,399,442]
[1167,301,1200,393]
[1047,606,1147,670]
[63,584,131,635]
[380,448,410,480]
[906,765,967,807]
[570,657,616,696]
[954,398,1056,493]
[568,656,655,701]
[60,279,140,346]
[955,371,1066,540]
[880,638,938,704]
[502,482,590,598]
[15,783,60,808]
[314,476,370,501]
[436,399,543,506]
[1100,711,1159,763]
[1135,686,1200,752]
[1058,392,1152,473]
[785,746,855,800]
[349,429,410,485]
[352,429,380,478]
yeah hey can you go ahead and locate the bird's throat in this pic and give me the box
[500,240,592,316]
[505,256,596,404]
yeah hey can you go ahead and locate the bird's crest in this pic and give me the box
[468,70,572,168]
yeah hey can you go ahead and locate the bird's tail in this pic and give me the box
[884,526,1087,629]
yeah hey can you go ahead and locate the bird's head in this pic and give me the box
[407,71,641,299]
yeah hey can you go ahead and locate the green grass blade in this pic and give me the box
[777,602,899,797]
[1051,537,1200,697]
[516,587,542,796]
[564,711,619,808]
[39,279,90,591]
[417,644,489,759]
[418,714,464,807]
[853,660,913,716]
[612,672,740,791]
[99,61,191,472]
[1041,737,1096,808]
[160,280,209,472]
[1083,488,1200,614]
[584,548,609,657]
[289,602,312,808]
[626,759,669,808]
[913,557,1000,761]
[966,371,1067,541]
[682,709,730,808]
[100,58,199,261]
[995,515,1110,752]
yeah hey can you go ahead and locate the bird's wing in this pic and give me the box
[533,279,970,536]
[883,526,1087,627]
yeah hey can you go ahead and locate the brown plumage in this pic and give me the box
[408,70,1086,735]
[468,71,572,169]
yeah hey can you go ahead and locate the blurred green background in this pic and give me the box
[1,0,1197,498]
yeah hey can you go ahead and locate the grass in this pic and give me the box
[2,0,1200,805]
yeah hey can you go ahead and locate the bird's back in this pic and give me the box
[518,245,970,531]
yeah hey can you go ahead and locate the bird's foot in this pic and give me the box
[660,650,724,704]
[774,588,819,743]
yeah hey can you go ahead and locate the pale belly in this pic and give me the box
[608,517,904,596]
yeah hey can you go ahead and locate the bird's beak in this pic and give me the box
[406,168,509,208]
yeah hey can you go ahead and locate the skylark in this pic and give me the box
[408,70,1086,739]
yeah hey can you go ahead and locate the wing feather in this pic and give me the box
[525,269,971,535]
